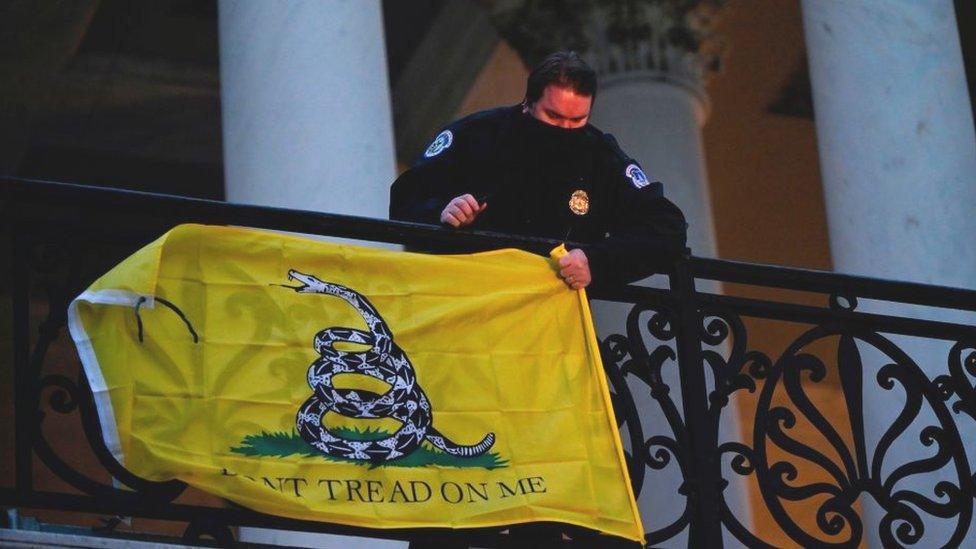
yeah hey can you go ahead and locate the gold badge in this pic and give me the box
[568,190,590,215]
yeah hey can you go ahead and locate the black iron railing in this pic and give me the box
[2,177,975,548]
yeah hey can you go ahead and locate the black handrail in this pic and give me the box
[7,176,974,311]
[691,256,976,312]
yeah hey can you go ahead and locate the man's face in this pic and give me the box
[527,85,592,129]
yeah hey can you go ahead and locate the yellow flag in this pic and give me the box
[68,224,643,542]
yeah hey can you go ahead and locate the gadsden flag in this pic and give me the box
[67,223,643,542]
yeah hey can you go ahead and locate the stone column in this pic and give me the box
[491,1,737,542]
[589,73,716,265]
[219,2,401,547]
[585,8,733,542]
[490,0,722,260]
[587,27,728,545]
[219,0,396,218]
[802,1,976,546]
[802,0,976,287]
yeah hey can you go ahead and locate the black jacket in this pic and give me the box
[390,106,687,285]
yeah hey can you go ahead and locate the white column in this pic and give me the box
[219,0,396,217]
[219,2,401,547]
[802,0,976,287]
[590,75,717,259]
[590,76,743,544]
[803,1,976,547]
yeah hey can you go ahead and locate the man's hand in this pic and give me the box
[558,248,591,289]
[440,194,487,228]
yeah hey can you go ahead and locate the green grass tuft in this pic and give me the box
[230,429,507,470]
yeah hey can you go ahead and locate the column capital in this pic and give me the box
[489,0,726,94]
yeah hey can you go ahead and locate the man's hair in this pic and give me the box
[524,51,597,105]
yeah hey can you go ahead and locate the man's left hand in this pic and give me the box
[558,249,591,289]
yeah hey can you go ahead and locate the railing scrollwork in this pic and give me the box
[3,177,976,547]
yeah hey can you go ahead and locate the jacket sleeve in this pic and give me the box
[390,126,468,225]
[582,142,688,286]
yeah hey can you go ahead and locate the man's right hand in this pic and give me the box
[440,194,487,228]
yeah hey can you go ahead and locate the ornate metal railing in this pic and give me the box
[2,177,975,548]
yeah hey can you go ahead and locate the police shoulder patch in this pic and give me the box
[625,163,649,189]
[424,130,453,158]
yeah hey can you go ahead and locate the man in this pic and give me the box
[389,51,687,288]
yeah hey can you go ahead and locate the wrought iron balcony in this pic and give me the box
[2,177,975,548]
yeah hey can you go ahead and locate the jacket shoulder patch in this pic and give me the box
[424,130,453,158]
[625,163,650,189]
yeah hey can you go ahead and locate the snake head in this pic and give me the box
[286,270,327,293]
